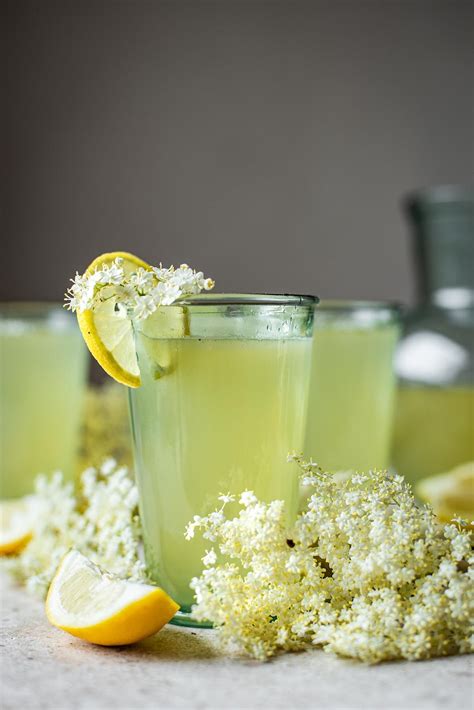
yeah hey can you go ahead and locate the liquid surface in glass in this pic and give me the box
[0,306,87,499]
[129,304,313,611]
[304,318,399,472]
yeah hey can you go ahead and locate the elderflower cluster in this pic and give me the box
[4,459,146,597]
[65,258,215,321]
[187,456,474,663]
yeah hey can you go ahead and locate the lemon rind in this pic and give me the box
[76,251,151,388]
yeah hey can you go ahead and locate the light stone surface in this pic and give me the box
[0,574,472,710]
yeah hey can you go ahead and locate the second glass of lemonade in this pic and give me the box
[0,303,88,499]
[128,294,316,624]
[304,301,400,473]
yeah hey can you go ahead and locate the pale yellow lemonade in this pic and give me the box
[128,300,314,611]
[392,386,474,483]
[304,306,399,472]
[0,305,87,499]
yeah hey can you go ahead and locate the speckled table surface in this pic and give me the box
[0,574,472,710]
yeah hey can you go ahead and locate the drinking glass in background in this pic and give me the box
[392,186,474,484]
[128,294,317,624]
[0,303,88,499]
[304,301,400,473]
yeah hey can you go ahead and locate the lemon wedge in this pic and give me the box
[0,497,35,555]
[416,462,474,523]
[76,252,151,387]
[46,550,179,645]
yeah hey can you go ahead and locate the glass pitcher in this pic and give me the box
[392,186,474,484]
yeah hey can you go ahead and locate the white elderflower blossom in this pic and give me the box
[186,457,473,664]
[239,490,257,507]
[202,549,217,566]
[129,267,155,292]
[3,460,146,597]
[65,259,214,321]
[133,293,158,320]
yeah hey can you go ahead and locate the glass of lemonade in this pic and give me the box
[128,293,316,625]
[304,301,400,473]
[0,303,88,499]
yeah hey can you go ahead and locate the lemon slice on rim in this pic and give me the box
[76,252,150,387]
[46,550,179,646]
[0,497,36,555]
[416,462,474,523]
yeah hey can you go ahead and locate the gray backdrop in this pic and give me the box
[3,0,473,304]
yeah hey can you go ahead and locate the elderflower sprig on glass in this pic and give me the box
[186,455,473,663]
[65,258,215,321]
[3,459,146,597]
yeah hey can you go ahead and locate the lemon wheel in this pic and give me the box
[76,252,150,387]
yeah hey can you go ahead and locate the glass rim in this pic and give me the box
[175,292,319,307]
[314,299,401,327]
[0,302,77,328]
[0,301,70,315]
[317,299,401,313]
[404,184,473,209]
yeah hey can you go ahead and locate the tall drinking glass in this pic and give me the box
[304,301,400,473]
[128,294,317,625]
[0,303,88,499]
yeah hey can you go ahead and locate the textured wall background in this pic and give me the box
[3,0,473,304]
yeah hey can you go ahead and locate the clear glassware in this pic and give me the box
[392,186,474,484]
[128,293,317,626]
[0,303,88,499]
[304,301,400,473]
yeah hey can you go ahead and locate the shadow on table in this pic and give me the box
[49,625,221,666]
[122,625,220,661]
